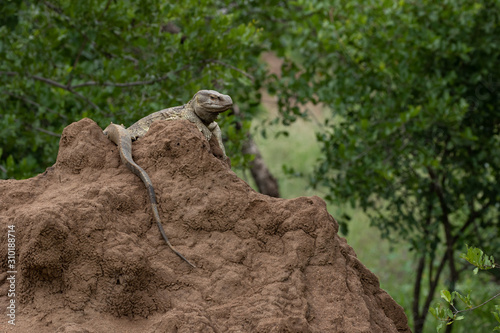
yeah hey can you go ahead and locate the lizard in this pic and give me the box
[103,90,233,268]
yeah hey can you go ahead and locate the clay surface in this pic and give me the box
[0,118,410,332]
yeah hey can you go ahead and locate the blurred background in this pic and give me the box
[1,1,499,332]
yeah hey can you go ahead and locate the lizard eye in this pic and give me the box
[210,95,217,101]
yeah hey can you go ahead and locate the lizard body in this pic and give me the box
[104,90,233,268]
[128,90,232,156]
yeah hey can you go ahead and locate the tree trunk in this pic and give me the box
[242,136,280,197]
[426,166,462,333]
[413,254,426,333]
[413,248,449,333]
[232,104,280,198]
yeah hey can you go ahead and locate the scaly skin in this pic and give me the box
[128,90,233,155]
[104,90,233,268]
[103,123,196,268]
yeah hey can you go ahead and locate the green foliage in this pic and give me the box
[430,247,500,332]
[461,245,497,274]
[430,290,469,332]
[0,0,265,178]
[2,2,500,332]
[234,1,500,331]
[494,306,500,331]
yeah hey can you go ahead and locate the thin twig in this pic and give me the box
[98,0,113,20]
[30,74,68,90]
[207,59,255,81]
[455,291,500,315]
[66,36,88,87]
[2,63,193,109]
[30,74,100,110]
[43,1,64,14]
[43,1,72,23]
[2,72,100,110]
[455,199,492,242]
[71,64,191,88]
[123,55,139,66]
[3,91,68,121]
[33,126,61,137]
[0,71,18,76]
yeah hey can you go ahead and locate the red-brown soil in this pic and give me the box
[0,118,410,332]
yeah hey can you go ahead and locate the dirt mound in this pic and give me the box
[0,118,410,332]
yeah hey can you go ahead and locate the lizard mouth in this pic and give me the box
[204,104,232,113]
[203,100,233,113]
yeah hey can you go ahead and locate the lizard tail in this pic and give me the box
[105,123,196,268]
[132,162,197,268]
[150,202,197,268]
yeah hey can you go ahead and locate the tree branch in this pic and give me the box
[1,72,100,110]
[30,74,68,90]
[66,36,88,87]
[32,126,61,137]
[413,192,436,333]
[0,71,18,76]
[455,291,500,315]
[71,64,191,88]
[43,1,64,15]
[413,253,426,329]
[207,59,255,82]
[3,91,68,121]
[29,74,99,109]
[98,0,113,20]
[453,198,493,243]
[427,166,458,288]
[423,250,449,315]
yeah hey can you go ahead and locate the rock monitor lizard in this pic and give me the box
[103,90,233,268]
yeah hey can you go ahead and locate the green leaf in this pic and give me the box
[441,290,452,303]
[461,245,496,272]
[456,291,472,307]
[493,306,500,323]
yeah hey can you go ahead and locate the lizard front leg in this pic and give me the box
[207,122,226,157]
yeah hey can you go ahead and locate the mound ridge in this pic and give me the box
[0,118,410,332]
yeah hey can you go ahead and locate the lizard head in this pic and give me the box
[192,90,233,124]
